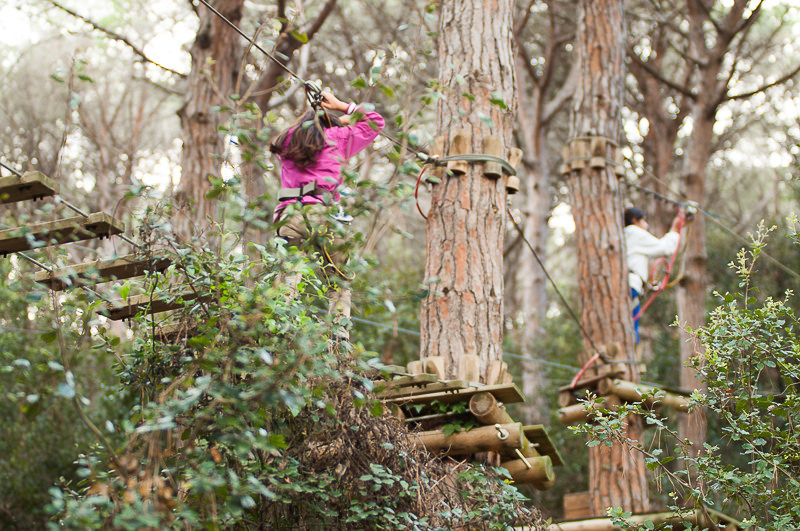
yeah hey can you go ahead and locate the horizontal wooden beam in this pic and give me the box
[598,379,691,412]
[381,382,525,406]
[500,456,554,488]
[0,171,57,204]
[0,212,124,255]
[34,254,170,291]
[524,425,565,467]
[376,378,470,399]
[102,291,211,321]
[549,508,741,530]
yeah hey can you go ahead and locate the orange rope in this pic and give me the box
[415,165,429,220]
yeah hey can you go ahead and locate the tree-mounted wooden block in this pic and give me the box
[428,134,446,183]
[506,147,523,194]
[568,139,588,171]
[446,129,471,175]
[590,136,607,169]
[482,135,504,179]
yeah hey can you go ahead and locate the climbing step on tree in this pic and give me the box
[101,291,212,321]
[0,212,124,255]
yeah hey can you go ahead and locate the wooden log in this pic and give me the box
[469,392,513,425]
[0,213,124,255]
[102,291,212,321]
[387,403,406,421]
[506,147,523,194]
[600,379,691,412]
[558,390,577,408]
[377,379,469,399]
[446,129,471,175]
[548,509,741,531]
[589,136,606,168]
[34,254,171,291]
[413,422,523,456]
[500,456,554,485]
[423,356,445,379]
[482,135,504,179]
[407,360,424,375]
[557,395,622,425]
[457,354,480,382]
[0,171,58,204]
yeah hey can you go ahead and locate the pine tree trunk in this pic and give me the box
[420,0,516,382]
[568,0,648,515]
[175,0,243,242]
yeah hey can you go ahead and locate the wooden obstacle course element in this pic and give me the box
[500,455,554,489]
[406,360,424,375]
[457,355,480,382]
[413,422,523,456]
[0,213,124,255]
[381,381,524,407]
[102,291,212,321]
[524,425,564,467]
[551,507,741,530]
[506,147,523,194]
[34,254,171,291]
[562,491,593,521]
[153,322,199,343]
[558,373,622,407]
[0,171,58,204]
[427,134,446,182]
[482,136,504,179]
[558,395,622,425]
[598,378,691,412]
[469,391,513,425]
[423,356,446,379]
[446,129,471,175]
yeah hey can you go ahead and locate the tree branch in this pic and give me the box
[627,48,697,100]
[726,62,800,102]
[46,0,188,79]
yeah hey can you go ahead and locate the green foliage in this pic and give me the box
[574,222,800,530]
[40,209,543,529]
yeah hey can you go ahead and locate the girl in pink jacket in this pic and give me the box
[270,92,384,340]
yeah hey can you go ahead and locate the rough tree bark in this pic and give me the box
[567,0,648,515]
[174,0,244,242]
[420,0,516,382]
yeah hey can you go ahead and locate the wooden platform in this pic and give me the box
[102,291,212,321]
[0,213,124,255]
[34,254,171,290]
[524,424,564,467]
[0,171,57,204]
[380,382,525,406]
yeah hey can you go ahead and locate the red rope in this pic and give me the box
[569,353,600,389]
[415,164,429,220]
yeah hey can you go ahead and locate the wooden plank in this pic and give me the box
[153,322,198,342]
[376,379,471,399]
[0,171,58,204]
[0,212,124,255]
[102,291,211,321]
[523,425,565,467]
[34,254,170,291]
[382,382,525,406]
[561,491,595,521]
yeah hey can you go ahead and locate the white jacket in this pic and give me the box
[624,225,680,293]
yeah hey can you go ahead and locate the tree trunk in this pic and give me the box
[175,0,243,242]
[420,0,516,383]
[676,105,712,462]
[568,0,648,515]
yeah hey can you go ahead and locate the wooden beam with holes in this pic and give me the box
[0,213,124,255]
[34,254,171,291]
[101,291,212,321]
[0,171,58,204]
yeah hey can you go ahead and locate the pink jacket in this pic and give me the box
[273,108,385,221]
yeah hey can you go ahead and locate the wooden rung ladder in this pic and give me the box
[0,171,58,204]
[102,291,212,321]
[0,212,124,255]
[34,254,171,291]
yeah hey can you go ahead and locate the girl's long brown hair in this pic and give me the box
[270,110,343,169]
